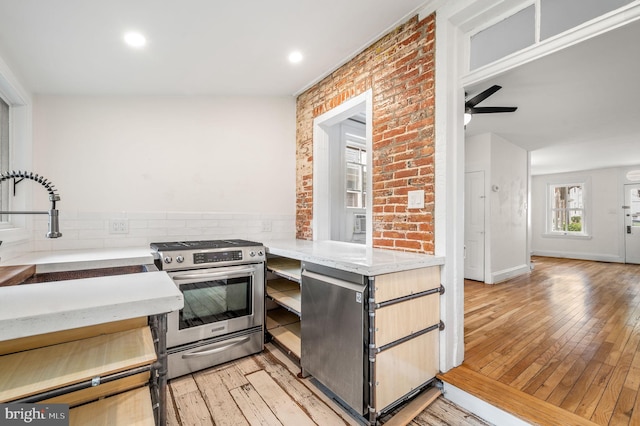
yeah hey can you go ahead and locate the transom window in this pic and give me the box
[547,182,587,235]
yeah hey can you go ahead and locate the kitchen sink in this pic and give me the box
[21,264,151,284]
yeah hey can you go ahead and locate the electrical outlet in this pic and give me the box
[262,220,272,232]
[109,219,129,234]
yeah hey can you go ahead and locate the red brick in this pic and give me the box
[295,13,436,252]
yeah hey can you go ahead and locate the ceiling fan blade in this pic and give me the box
[465,85,502,108]
[467,106,517,114]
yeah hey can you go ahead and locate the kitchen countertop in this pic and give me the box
[0,241,440,340]
[0,247,155,273]
[264,239,444,276]
[0,270,183,342]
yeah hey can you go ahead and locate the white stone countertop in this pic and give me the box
[264,239,444,276]
[0,247,155,273]
[0,270,183,342]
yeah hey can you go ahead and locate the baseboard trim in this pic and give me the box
[490,264,530,284]
[531,251,624,263]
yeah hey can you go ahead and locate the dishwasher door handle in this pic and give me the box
[181,336,250,359]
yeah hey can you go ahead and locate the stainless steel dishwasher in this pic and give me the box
[301,262,369,415]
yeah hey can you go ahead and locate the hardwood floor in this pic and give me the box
[166,343,489,425]
[439,256,640,425]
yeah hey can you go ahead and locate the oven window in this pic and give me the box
[179,277,252,330]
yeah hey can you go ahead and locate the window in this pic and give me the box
[345,144,366,209]
[547,182,587,235]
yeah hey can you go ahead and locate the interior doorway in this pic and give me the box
[625,183,640,264]
[464,171,485,281]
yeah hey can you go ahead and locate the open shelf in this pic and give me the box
[266,278,301,315]
[268,320,301,359]
[266,307,300,330]
[266,257,302,282]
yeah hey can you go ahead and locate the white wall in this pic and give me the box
[465,133,529,283]
[489,134,529,282]
[8,95,298,252]
[32,95,295,213]
[531,167,626,262]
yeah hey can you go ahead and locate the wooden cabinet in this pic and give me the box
[0,316,167,426]
[266,253,442,424]
[265,256,302,359]
[370,267,441,412]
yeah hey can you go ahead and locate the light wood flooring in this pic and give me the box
[166,343,489,425]
[439,256,640,426]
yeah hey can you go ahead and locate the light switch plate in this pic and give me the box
[408,190,425,209]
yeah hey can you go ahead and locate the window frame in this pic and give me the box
[344,143,366,210]
[0,55,33,243]
[544,179,591,239]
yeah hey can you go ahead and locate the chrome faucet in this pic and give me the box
[0,170,62,238]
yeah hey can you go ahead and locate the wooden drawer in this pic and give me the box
[0,326,156,402]
[41,372,150,407]
[0,317,148,356]
[373,267,440,303]
[69,386,154,426]
[374,328,439,412]
[374,292,440,347]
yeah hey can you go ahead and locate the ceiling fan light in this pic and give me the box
[464,113,472,125]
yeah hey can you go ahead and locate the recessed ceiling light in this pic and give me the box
[124,32,146,48]
[288,51,303,64]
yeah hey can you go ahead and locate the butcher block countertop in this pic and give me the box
[264,239,444,276]
[0,265,36,287]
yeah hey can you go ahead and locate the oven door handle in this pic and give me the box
[172,267,255,281]
[181,336,251,359]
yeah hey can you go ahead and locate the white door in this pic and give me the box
[465,171,485,281]
[625,183,640,264]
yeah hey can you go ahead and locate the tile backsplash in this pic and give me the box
[1,210,295,261]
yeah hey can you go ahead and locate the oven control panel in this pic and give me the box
[153,244,266,270]
[194,250,243,264]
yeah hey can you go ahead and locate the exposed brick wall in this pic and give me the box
[295,13,436,254]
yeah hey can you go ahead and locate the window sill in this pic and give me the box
[542,232,592,240]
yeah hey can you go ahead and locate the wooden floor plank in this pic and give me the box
[169,375,214,425]
[263,346,361,426]
[383,387,441,426]
[438,364,599,426]
[442,257,640,426]
[229,383,283,426]
[413,398,489,426]
[166,386,181,426]
[167,345,484,426]
[246,369,316,426]
[193,366,249,426]
[258,352,348,425]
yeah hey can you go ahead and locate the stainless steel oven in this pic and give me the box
[151,240,265,379]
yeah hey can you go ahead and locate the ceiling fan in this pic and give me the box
[464,85,517,125]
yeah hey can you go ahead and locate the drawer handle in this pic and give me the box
[182,336,250,358]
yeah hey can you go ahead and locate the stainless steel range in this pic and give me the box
[151,239,265,379]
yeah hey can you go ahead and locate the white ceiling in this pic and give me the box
[0,0,429,96]
[464,19,640,175]
[0,1,637,176]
